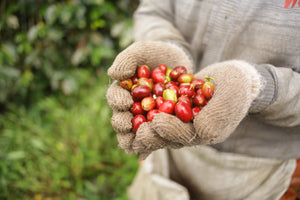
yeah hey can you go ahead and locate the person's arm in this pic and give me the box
[133,1,179,41]
[133,0,193,64]
[251,64,300,127]
[134,0,300,128]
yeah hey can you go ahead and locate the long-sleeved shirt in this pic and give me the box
[133,0,300,159]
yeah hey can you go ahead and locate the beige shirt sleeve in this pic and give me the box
[255,65,300,127]
[133,0,300,128]
[133,0,192,57]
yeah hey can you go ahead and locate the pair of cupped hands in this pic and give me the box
[106,41,262,159]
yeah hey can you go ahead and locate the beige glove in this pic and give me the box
[106,41,194,159]
[152,60,266,145]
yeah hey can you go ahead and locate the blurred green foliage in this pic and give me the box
[0,71,139,199]
[0,0,137,107]
[0,0,140,199]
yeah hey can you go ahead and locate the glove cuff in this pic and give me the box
[249,64,278,113]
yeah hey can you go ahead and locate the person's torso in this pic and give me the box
[174,0,300,71]
[174,0,300,159]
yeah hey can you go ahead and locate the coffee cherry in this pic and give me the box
[177,74,193,83]
[169,70,180,81]
[131,75,139,85]
[137,77,153,90]
[163,89,177,103]
[196,88,203,95]
[159,100,175,114]
[193,93,206,107]
[147,109,160,121]
[120,79,133,90]
[173,66,187,75]
[130,102,145,115]
[192,79,205,89]
[167,85,179,97]
[132,115,147,133]
[150,66,164,75]
[202,76,215,99]
[141,97,155,111]
[178,95,192,107]
[175,101,193,122]
[137,65,150,78]
[153,83,165,96]
[151,71,167,84]
[131,85,151,101]
[192,107,201,118]
[166,68,173,76]
[179,84,195,98]
[155,96,164,109]
[158,64,168,74]
[165,81,178,88]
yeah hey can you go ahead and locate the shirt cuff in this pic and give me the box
[249,64,278,113]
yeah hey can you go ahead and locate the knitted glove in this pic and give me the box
[106,41,193,159]
[134,60,275,157]
[152,60,276,146]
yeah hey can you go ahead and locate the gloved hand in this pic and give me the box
[151,60,267,146]
[106,41,194,159]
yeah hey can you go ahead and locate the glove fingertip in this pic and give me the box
[151,113,195,146]
[117,132,135,150]
[108,64,137,81]
[133,122,168,152]
[106,82,134,111]
[107,66,115,79]
[107,48,139,80]
[111,111,133,133]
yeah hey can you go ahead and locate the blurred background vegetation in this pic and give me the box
[0,0,139,199]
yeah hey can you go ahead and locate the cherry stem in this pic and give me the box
[204,75,214,82]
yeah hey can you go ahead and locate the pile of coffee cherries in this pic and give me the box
[120,64,214,133]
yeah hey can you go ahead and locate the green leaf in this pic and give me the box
[92,0,104,5]
[25,50,39,66]
[119,26,133,48]
[47,28,63,41]
[71,46,91,66]
[91,45,115,66]
[111,20,133,48]
[89,7,103,21]
[61,77,78,95]
[30,139,45,151]
[7,151,26,160]
[6,15,19,29]
[60,6,73,25]
[27,25,39,41]
[90,32,103,45]
[1,43,18,65]
[21,70,34,87]
[90,19,106,30]
[0,66,20,78]
[45,5,58,25]
[50,71,65,90]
